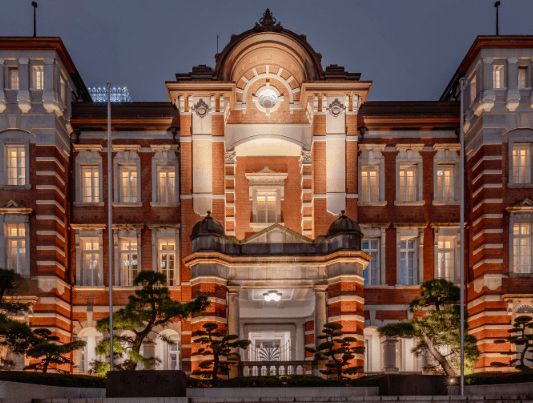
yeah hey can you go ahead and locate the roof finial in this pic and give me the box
[254,9,282,32]
[206,210,211,217]
[341,210,346,216]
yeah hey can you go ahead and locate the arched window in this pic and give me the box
[155,329,181,370]
[78,328,104,374]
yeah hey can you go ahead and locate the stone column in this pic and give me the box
[227,287,240,378]
[382,336,399,373]
[0,58,6,113]
[314,286,327,345]
[507,57,521,111]
[17,58,31,113]
[296,321,305,361]
[325,95,346,215]
[43,58,59,115]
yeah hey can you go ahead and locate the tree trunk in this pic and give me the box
[43,357,50,373]
[422,334,456,377]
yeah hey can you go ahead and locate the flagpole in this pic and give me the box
[107,82,114,371]
[459,77,466,396]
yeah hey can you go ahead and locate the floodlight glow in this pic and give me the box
[263,290,282,302]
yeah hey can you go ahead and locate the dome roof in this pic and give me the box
[190,211,225,239]
[327,211,362,237]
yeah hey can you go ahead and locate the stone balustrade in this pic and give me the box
[237,360,318,377]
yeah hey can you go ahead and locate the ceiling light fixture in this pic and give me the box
[263,290,282,302]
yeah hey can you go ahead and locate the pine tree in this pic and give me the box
[493,315,533,371]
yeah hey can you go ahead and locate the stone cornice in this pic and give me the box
[73,144,102,152]
[70,224,106,230]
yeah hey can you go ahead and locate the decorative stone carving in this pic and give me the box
[254,9,282,32]
[225,151,236,164]
[327,98,345,117]
[192,98,209,118]
[300,150,312,165]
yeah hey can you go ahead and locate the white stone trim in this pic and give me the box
[36,215,65,227]
[36,261,65,271]
[473,214,503,227]
[35,185,65,199]
[472,259,504,270]
[473,228,503,241]
[472,170,503,185]
[36,200,65,214]
[36,245,65,257]
[36,230,66,243]
[36,156,65,172]
[472,183,503,198]
[473,244,504,255]
[472,199,503,212]
[472,155,502,172]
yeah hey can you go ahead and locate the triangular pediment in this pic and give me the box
[507,199,533,213]
[0,200,32,215]
[517,199,533,207]
[244,224,312,244]
[1,200,23,209]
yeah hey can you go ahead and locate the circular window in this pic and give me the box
[258,89,278,109]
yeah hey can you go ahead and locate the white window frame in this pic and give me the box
[151,226,180,286]
[508,206,533,276]
[155,330,181,371]
[513,222,532,274]
[255,192,278,224]
[0,137,31,190]
[73,226,105,287]
[5,223,26,275]
[158,166,176,204]
[158,239,176,287]
[151,146,180,207]
[493,64,505,89]
[245,167,287,231]
[507,131,533,187]
[120,238,139,287]
[81,166,100,203]
[512,144,532,184]
[362,238,380,285]
[396,227,424,286]
[5,144,26,186]
[113,148,142,206]
[358,144,386,206]
[395,145,424,205]
[118,165,138,203]
[399,165,417,202]
[361,227,386,287]
[32,65,44,90]
[0,203,31,277]
[433,227,460,283]
[113,227,142,287]
[77,328,103,374]
[361,166,380,204]
[73,145,103,206]
[433,145,461,205]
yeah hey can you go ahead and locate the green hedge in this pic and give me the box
[187,375,383,388]
[462,371,533,386]
[0,371,106,388]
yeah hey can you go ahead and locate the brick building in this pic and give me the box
[0,10,532,374]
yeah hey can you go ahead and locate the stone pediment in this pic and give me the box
[507,199,533,213]
[244,224,312,245]
[0,200,32,214]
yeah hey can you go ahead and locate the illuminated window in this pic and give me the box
[436,166,454,202]
[119,166,138,203]
[519,66,528,89]
[361,167,379,203]
[158,239,176,286]
[81,238,100,286]
[513,145,531,184]
[32,66,44,90]
[6,224,25,275]
[6,145,26,186]
[400,239,417,285]
[158,167,176,204]
[120,239,138,286]
[8,68,18,90]
[399,166,417,202]
[362,239,380,285]
[256,194,277,223]
[493,65,504,89]
[81,166,100,203]
[437,238,454,281]
[513,223,532,274]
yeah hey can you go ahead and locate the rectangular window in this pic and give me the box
[400,239,417,285]
[436,166,454,202]
[362,239,380,285]
[513,145,531,184]
[81,238,100,286]
[119,166,138,203]
[6,145,26,186]
[361,167,379,203]
[437,238,455,281]
[167,342,180,370]
[6,224,25,274]
[81,166,100,203]
[470,76,477,103]
[513,223,532,274]
[60,77,66,102]
[399,166,417,202]
[257,194,277,223]
[493,65,504,89]
[120,239,138,286]
[32,66,44,90]
[158,239,176,286]
[518,66,528,89]
[9,68,19,90]
[158,167,176,204]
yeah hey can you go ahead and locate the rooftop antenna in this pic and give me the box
[217,35,219,54]
[32,2,38,37]
[494,1,501,35]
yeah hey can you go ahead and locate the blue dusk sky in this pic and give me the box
[1,0,532,102]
